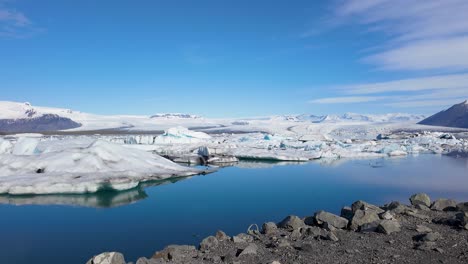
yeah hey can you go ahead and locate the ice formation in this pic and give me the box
[0,140,205,195]
[1,100,467,195]
[153,126,211,144]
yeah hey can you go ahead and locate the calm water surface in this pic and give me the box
[1,155,467,264]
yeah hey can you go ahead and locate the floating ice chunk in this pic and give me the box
[263,134,288,141]
[388,150,407,156]
[0,140,205,195]
[335,141,351,148]
[0,138,13,154]
[154,126,211,144]
[378,144,403,154]
[406,145,427,154]
[12,137,40,155]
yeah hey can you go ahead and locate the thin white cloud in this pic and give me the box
[365,36,468,71]
[342,73,468,95]
[312,74,468,108]
[305,1,468,110]
[333,0,468,71]
[386,99,463,108]
[337,0,387,16]
[0,8,29,26]
[0,2,40,38]
[336,0,468,41]
[309,96,384,104]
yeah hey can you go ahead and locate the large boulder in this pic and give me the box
[199,236,219,251]
[350,209,380,231]
[385,201,411,214]
[304,226,328,238]
[277,215,305,230]
[351,200,384,214]
[377,220,401,235]
[340,206,353,220]
[86,252,126,264]
[262,222,278,235]
[310,210,348,229]
[431,199,457,211]
[379,211,395,220]
[410,193,431,207]
[359,221,380,233]
[215,230,230,241]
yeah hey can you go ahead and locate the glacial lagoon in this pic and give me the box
[1,155,467,264]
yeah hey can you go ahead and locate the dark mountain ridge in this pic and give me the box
[418,100,468,128]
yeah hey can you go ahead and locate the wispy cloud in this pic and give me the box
[335,0,468,41]
[364,36,468,71]
[311,74,468,108]
[0,1,41,38]
[309,96,384,104]
[386,99,462,108]
[309,1,468,109]
[342,73,468,95]
[333,0,468,71]
[0,8,29,26]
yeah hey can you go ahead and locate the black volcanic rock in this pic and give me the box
[0,114,81,133]
[418,100,468,128]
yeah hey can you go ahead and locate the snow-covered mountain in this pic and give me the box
[0,101,77,120]
[0,102,82,132]
[0,101,215,133]
[0,101,427,133]
[419,100,468,129]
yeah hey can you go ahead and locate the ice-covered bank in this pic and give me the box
[0,140,207,195]
[1,123,467,195]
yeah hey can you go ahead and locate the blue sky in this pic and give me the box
[0,0,467,117]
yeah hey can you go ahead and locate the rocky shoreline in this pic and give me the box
[87,194,468,264]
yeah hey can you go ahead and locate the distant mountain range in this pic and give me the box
[0,100,453,133]
[0,101,208,133]
[0,114,81,133]
[419,100,468,129]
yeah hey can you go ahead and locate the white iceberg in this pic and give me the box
[154,126,211,144]
[0,140,206,195]
[12,137,40,155]
[0,138,13,154]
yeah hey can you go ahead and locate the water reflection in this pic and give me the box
[0,177,189,208]
[0,155,467,264]
[0,156,467,208]
[236,160,306,169]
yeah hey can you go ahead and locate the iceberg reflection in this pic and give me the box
[0,176,188,208]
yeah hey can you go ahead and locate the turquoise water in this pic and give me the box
[0,155,467,264]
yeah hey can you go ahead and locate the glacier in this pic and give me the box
[0,124,466,195]
[1,101,467,195]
